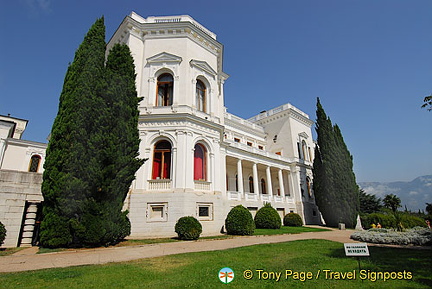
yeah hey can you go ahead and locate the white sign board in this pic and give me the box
[344,243,370,257]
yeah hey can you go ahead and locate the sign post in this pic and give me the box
[344,243,370,278]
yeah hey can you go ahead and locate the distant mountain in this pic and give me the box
[358,175,432,212]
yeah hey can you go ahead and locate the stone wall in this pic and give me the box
[0,170,43,247]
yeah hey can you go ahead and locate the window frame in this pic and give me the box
[193,143,207,181]
[248,176,254,193]
[261,178,267,194]
[152,140,172,180]
[28,155,41,173]
[196,79,206,113]
[196,202,213,221]
[156,73,174,106]
[147,202,168,222]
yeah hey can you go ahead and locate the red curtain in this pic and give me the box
[194,145,205,180]
[152,152,162,179]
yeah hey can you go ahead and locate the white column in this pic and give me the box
[209,152,215,191]
[0,139,6,168]
[172,147,177,190]
[278,169,285,197]
[290,165,305,221]
[266,166,273,197]
[237,159,244,194]
[252,163,259,195]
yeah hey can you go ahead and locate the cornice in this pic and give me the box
[224,118,266,139]
[254,109,314,127]
[190,60,217,78]
[5,138,47,148]
[223,144,296,169]
[138,113,224,139]
[147,52,182,64]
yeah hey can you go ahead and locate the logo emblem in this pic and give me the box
[219,267,234,284]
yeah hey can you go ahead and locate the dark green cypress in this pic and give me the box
[313,98,359,228]
[96,43,145,245]
[40,18,107,248]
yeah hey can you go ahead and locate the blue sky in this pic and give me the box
[0,0,431,183]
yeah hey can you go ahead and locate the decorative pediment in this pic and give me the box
[299,132,309,139]
[190,60,217,77]
[147,52,182,64]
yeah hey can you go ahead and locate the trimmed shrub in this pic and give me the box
[225,205,255,235]
[254,203,281,229]
[0,221,6,246]
[175,216,202,240]
[351,227,432,246]
[284,212,303,227]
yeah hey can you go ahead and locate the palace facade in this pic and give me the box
[0,12,320,246]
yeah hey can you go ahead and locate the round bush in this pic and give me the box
[175,216,202,240]
[283,213,303,227]
[0,221,6,246]
[254,203,281,229]
[225,205,255,235]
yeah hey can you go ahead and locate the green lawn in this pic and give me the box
[33,226,329,254]
[0,248,24,257]
[254,226,330,235]
[1,239,430,288]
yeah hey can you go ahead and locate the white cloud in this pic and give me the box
[409,191,419,196]
[22,0,52,15]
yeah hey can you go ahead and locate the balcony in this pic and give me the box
[194,180,211,191]
[245,192,258,201]
[148,179,172,190]
[227,191,242,201]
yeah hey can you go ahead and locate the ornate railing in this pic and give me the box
[148,179,172,190]
[194,180,211,191]
[227,191,242,201]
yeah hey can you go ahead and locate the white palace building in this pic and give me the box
[0,12,320,247]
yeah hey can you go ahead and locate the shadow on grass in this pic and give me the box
[327,244,432,288]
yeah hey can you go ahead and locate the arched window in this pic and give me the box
[156,73,173,106]
[194,144,206,181]
[249,176,254,193]
[28,155,41,172]
[196,80,206,112]
[301,140,308,161]
[261,178,267,194]
[306,177,312,197]
[152,141,172,179]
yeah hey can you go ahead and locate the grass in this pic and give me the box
[254,226,330,235]
[0,239,430,288]
[33,226,329,254]
[0,248,24,257]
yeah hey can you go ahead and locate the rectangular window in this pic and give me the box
[277,208,285,220]
[197,203,213,221]
[258,145,263,150]
[147,203,168,222]
[275,152,281,155]
[234,138,240,143]
[247,207,258,218]
[247,142,252,146]
[297,142,302,159]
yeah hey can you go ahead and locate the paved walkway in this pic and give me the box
[0,228,354,273]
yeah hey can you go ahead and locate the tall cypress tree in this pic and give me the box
[96,43,145,245]
[40,18,107,248]
[313,98,359,228]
